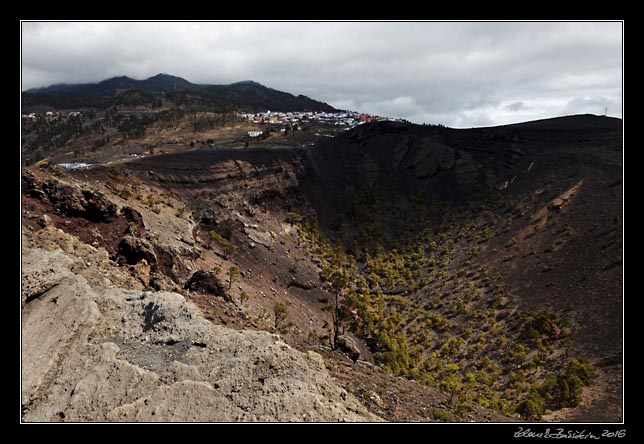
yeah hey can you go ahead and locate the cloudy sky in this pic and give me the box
[21,21,622,128]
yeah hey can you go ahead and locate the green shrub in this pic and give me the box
[516,389,545,420]
[566,358,595,384]
[539,359,595,409]
[431,407,453,422]
[209,230,235,258]
[273,302,288,330]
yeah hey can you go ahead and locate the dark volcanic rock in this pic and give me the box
[149,273,175,291]
[393,135,415,168]
[38,214,54,228]
[121,206,145,224]
[413,138,455,178]
[288,276,318,290]
[336,335,360,362]
[79,189,118,222]
[185,270,229,300]
[118,235,157,266]
[23,172,117,222]
[22,171,45,199]
[453,151,480,185]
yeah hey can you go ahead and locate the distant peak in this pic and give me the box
[148,73,180,79]
[23,74,337,112]
[232,80,264,87]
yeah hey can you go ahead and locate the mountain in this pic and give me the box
[198,81,336,112]
[23,73,337,112]
[140,73,203,93]
[27,73,203,96]
[21,114,622,422]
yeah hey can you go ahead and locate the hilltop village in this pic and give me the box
[243,110,403,130]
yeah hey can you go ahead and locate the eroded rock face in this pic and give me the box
[38,214,54,228]
[184,270,228,300]
[23,171,118,222]
[118,235,157,266]
[453,151,480,185]
[393,135,415,168]
[336,335,360,363]
[21,245,377,422]
[245,228,273,248]
[21,248,74,303]
[356,154,380,186]
[413,139,456,178]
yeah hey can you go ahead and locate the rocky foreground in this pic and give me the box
[21,227,377,422]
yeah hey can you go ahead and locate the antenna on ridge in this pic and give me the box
[604,107,608,116]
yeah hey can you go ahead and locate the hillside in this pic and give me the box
[23,73,337,113]
[21,114,622,422]
[301,115,622,421]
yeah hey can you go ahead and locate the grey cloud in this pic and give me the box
[505,101,529,111]
[21,21,622,128]
[561,96,618,116]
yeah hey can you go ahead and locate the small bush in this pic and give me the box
[516,389,545,420]
[566,358,595,385]
[273,302,288,330]
[431,407,453,422]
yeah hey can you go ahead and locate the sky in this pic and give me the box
[21,21,622,128]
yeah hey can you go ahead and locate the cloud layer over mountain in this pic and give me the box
[21,22,622,127]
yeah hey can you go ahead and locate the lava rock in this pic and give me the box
[336,335,360,363]
[118,235,158,266]
[38,214,54,228]
[185,270,229,300]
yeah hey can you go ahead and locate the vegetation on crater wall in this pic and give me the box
[295,184,593,416]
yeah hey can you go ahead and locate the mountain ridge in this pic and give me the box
[24,73,337,112]
[26,73,203,95]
